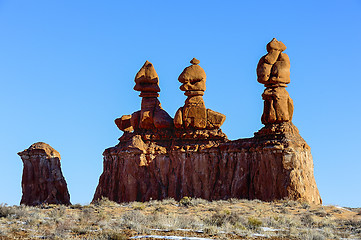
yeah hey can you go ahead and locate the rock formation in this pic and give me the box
[257,38,293,124]
[93,48,321,205]
[18,142,71,206]
[174,58,226,130]
[115,61,173,133]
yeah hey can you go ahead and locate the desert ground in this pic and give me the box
[0,198,360,240]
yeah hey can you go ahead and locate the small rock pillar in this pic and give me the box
[18,142,71,206]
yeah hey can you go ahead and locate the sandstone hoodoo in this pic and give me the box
[93,45,321,204]
[114,60,173,133]
[174,58,226,131]
[257,38,293,124]
[253,38,321,204]
[18,142,71,206]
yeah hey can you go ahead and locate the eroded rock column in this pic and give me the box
[115,60,173,133]
[174,58,226,131]
[257,38,293,124]
[254,38,322,204]
[18,142,71,206]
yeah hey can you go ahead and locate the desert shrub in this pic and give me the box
[301,202,311,209]
[72,227,88,235]
[236,198,253,204]
[107,232,128,240]
[153,206,165,212]
[146,213,174,230]
[49,205,66,219]
[247,217,262,229]
[251,199,262,204]
[146,199,161,207]
[301,214,315,227]
[282,199,299,207]
[93,197,119,208]
[120,210,148,233]
[298,229,326,240]
[341,219,361,233]
[11,205,34,219]
[179,196,192,207]
[132,202,145,210]
[70,203,83,209]
[175,215,201,229]
[204,211,241,227]
[331,207,342,214]
[80,207,94,221]
[227,198,242,204]
[278,206,289,214]
[0,204,14,218]
[203,225,219,235]
[96,230,128,240]
[263,216,279,228]
[191,198,209,206]
[214,200,230,207]
[160,198,177,205]
[311,207,328,217]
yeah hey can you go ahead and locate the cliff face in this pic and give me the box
[93,123,322,204]
[18,142,71,206]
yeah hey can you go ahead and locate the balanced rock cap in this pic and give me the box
[134,60,160,93]
[266,38,287,52]
[18,142,61,159]
[178,58,206,84]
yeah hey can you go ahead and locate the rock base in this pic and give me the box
[93,123,321,204]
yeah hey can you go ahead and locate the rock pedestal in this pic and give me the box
[93,122,321,204]
[18,142,71,206]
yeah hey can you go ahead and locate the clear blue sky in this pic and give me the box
[0,0,360,207]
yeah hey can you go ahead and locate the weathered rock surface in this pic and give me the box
[93,122,321,204]
[18,142,71,206]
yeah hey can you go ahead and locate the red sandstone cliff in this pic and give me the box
[93,123,321,204]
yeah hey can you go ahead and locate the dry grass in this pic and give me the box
[0,198,360,239]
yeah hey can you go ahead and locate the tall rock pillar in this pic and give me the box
[253,38,322,204]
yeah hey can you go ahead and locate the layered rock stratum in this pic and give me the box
[18,142,71,206]
[93,40,322,204]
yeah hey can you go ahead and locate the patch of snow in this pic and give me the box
[252,233,267,237]
[130,235,213,240]
[150,229,204,233]
[261,227,282,232]
[335,206,353,212]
